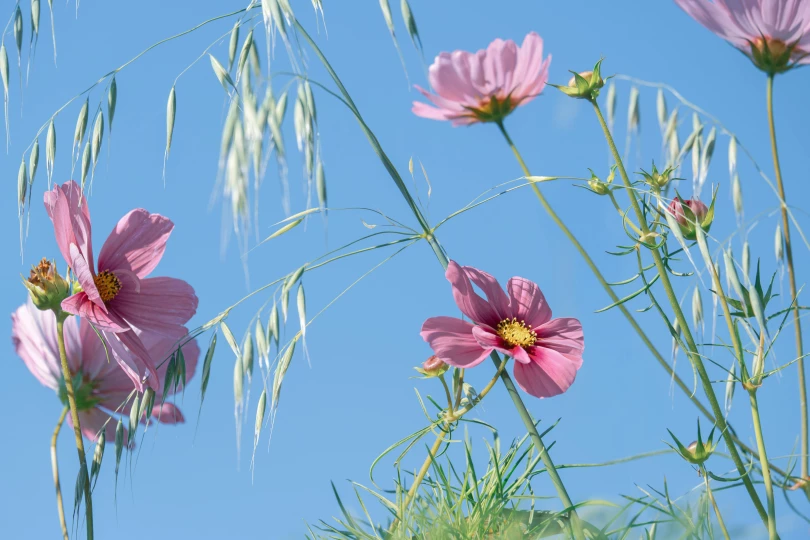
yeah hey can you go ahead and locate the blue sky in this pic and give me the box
[3,1,810,538]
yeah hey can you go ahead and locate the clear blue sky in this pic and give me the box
[2,1,810,538]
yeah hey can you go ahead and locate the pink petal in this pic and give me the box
[11,300,67,388]
[150,403,185,424]
[507,276,552,327]
[513,347,580,398]
[430,51,479,104]
[110,277,198,333]
[463,266,509,320]
[421,316,491,368]
[68,243,104,311]
[471,325,529,363]
[43,180,94,273]
[98,209,174,278]
[535,318,585,362]
[69,407,126,445]
[482,38,518,99]
[412,101,457,122]
[107,330,160,391]
[445,261,501,326]
[62,292,127,332]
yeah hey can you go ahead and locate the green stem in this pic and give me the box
[750,389,778,539]
[51,407,69,540]
[56,317,93,540]
[704,468,731,540]
[590,99,769,527]
[767,74,807,481]
[696,228,777,536]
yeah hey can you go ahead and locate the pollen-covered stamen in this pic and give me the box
[496,317,537,348]
[94,270,122,302]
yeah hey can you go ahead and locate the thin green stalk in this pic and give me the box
[767,74,807,481]
[696,229,777,536]
[704,467,731,540]
[750,388,778,539]
[590,99,769,527]
[51,407,69,540]
[56,317,93,540]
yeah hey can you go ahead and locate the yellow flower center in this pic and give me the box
[496,317,537,348]
[94,270,122,302]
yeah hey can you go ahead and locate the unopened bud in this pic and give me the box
[415,355,449,378]
[555,60,606,100]
[668,421,717,466]
[22,258,70,313]
[640,163,675,191]
[587,167,613,196]
[667,197,712,241]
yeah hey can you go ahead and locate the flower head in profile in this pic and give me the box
[412,32,551,126]
[12,299,198,443]
[421,261,584,398]
[675,0,810,73]
[44,180,198,391]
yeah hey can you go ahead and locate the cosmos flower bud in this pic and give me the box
[668,420,718,466]
[639,164,675,191]
[667,196,714,241]
[554,60,606,100]
[415,355,450,378]
[586,167,614,196]
[22,258,70,313]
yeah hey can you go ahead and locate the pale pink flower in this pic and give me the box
[421,261,584,398]
[412,32,551,126]
[12,299,198,443]
[675,0,810,72]
[44,180,198,391]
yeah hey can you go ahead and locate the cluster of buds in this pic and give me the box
[666,193,715,241]
[748,37,801,75]
[586,166,615,196]
[667,420,718,466]
[22,258,70,313]
[639,164,676,191]
[553,59,606,100]
[415,355,450,378]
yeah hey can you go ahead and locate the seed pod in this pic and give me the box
[627,86,640,134]
[272,339,297,408]
[13,6,23,64]
[379,0,395,36]
[31,0,41,38]
[275,90,288,123]
[692,287,703,328]
[16,158,27,216]
[228,21,239,71]
[728,136,737,177]
[114,418,124,475]
[268,304,280,348]
[141,387,155,422]
[236,29,253,77]
[89,429,104,488]
[656,88,667,132]
[297,282,306,340]
[725,361,736,416]
[732,173,743,216]
[242,333,254,379]
[220,321,240,357]
[742,241,751,278]
[45,118,55,184]
[400,0,421,51]
[209,54,235,93]
[723,249,745,301]
[80,142,90,188]
[91,111,103,166]
[606,81,616,130]
[200,334,216,405]
[281,286,289,323]
[254,389,267,442]
[74,98,88,145]
[255,318,268,367]
[107,76,117,131]
[316,161,326,209]
[29,138,39,188]
[166,86,176,157]
[775,225,784,262]
[0,44,8,95]
[233,353,244,404]
[128,394,140,441]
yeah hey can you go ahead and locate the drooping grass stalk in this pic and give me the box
[589,99,769,526]
[695,229,777,537]
[51,406,69,540]
[56,317,93,540]
[767,74,807,481]
[703,466,731,540]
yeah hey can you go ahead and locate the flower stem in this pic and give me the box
[696,228,777,537]
[767,74,807,481]
[704,467,731,540]
[51,406,69,540]
[750,388,778,539]
[589,99,769,527]
[56,317,93,540]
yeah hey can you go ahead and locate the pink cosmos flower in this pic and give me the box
[421,261,584,398]
[666,197,713,240]
[12,299,198,443]
[412,32,551,126]
[675,0,810,72]
[44,180,198,391]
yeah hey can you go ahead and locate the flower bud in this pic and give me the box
[22,258,70,313]
[555,60,606,100]
[415,355,449,378]
[667,197,712,241]
[639,164,675,191]
[668,421,717,466]
[586,167,614,196]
